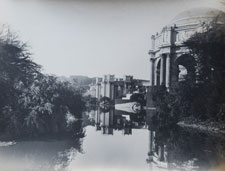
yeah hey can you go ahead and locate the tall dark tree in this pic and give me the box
[184,22,225,120]
[0,28,85,137]
[0,29,41,133]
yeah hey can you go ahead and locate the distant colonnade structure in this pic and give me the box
[95,75,149,101]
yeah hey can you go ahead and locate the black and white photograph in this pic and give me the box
[0,0,225,171]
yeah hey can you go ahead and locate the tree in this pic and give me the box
[0,28,41,133]
[0,27,86,137]
[184,22,225,120]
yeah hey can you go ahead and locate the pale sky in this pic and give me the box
[0,0,224,79]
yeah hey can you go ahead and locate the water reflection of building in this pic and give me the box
[91,108,169,168]
[93,108,146,135]
[94,108,114,134]
[95,75,149,101]
[84,108,225,171]
[146,130,168,170]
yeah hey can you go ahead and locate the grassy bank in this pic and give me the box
[178,117,225,134]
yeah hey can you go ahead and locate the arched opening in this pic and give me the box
[175,54,196,82]
[178,65,188,81]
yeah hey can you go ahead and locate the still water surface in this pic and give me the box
[0,108,225,171]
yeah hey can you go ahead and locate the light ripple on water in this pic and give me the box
[0,141,16,147]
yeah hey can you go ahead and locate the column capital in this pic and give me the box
[166,53,171,57]
[148,50,155,55]
[161,53,171,58]
[159,54,166,60]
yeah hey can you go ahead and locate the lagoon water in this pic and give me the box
[1,108,225,171]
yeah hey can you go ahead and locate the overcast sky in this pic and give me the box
[0,0,224,79]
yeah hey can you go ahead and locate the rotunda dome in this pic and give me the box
[169,8,225,27]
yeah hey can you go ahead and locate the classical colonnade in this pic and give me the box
[95,75,131,100]
[149,53,172,88]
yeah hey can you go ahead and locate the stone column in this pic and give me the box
[106,82,110,98]
[165,54,171,88]
[150,58,155,86]
[95,108,100,125]
[123,83,127,95]
[154,59,159,86]
[160,55,165,85]
[96,84,99,99]
[110,83,114,100]
[96,83,101,100]
[170,53,178,87]
[103,82,106,97]
[154,64,158,86]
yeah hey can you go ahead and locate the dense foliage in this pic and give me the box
[0,29,85,138]
[183,23,225,120]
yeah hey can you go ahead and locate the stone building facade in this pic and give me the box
[148,8,225,89]
[95,75,149,101]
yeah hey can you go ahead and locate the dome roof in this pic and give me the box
[169,8,225,27]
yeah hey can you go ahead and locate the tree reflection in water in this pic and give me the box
[146,123,225,171]
[0,120,85,171]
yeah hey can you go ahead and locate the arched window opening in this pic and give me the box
[178,65,188,81]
